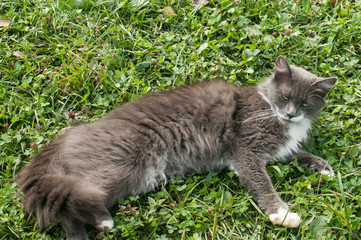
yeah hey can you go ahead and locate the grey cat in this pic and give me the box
[17,56,337,240]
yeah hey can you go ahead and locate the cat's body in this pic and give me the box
[17,57,337,240]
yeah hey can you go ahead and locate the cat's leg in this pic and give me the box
[61,219,88,240]
[57,182,113,238]
[61,208,113,240]
[229,151,301,228]
[84,205,114,231]
[295,150,335,177]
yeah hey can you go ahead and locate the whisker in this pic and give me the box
[242,110,278,125]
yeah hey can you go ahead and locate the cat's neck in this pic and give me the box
[275,119,312,159]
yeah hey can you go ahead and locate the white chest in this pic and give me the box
[276,120,312,159]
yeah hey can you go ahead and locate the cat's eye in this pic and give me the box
[282,95,289,101]
[302,103,310,107]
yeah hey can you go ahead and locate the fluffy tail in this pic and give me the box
[18,174,109,228]
[17,139,110,230]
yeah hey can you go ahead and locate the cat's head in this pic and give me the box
[258,56,337,123]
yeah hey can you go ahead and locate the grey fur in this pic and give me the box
[17,56,337,239]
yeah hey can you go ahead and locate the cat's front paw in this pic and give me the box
[268,207,301,228]
[310,157,335,177]
[320,168,335,177]
[319,163,335,177]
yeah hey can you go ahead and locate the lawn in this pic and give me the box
[1,0,360,239]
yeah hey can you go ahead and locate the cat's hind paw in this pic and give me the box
[269,207,301,228]
[97,219,114,231]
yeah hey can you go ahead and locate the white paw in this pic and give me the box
[320,169,335,177]
[269,207,301,228]
[97,219,114,230]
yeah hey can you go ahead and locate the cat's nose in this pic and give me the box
[287,113,296,119]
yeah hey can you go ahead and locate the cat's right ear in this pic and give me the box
[274,56,293,83]
[312,77,337,98]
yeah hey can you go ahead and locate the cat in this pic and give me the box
[17,56,337,240]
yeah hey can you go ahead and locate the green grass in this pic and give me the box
[1,0,361,239]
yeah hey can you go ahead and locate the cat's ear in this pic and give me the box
[274,56,293,83]
[313,77,337,97]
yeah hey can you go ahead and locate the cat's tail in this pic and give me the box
[17,173,111,229]
[17,134,111,230]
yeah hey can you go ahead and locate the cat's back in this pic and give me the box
[54,81,262,153]
[106,80,241,120]
[67,80,261,148]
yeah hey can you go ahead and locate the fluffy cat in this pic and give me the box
[17,56,337,240]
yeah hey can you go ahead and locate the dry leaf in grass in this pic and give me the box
[284,25,291,36]
[0,19,10,27]
[13,51,24,59]
[78,46,88,52]
[163,6,176,16]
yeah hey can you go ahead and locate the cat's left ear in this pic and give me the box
[313,77,337,97]
[274,56,293,83]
